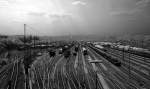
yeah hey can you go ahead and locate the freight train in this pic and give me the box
[112,45,150,58]
[99,42,150,58]
[90,46,121,67]
[95,45,107,52]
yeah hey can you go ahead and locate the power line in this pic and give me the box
[24,24,41,36]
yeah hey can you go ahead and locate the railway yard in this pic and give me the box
[0,41,150,89]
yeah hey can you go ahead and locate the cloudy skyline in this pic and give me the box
[0,0,150,36]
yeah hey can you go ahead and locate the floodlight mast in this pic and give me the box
[24,24,26,48]
[23,24,26,64]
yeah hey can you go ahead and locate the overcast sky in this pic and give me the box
[0,0,150,36]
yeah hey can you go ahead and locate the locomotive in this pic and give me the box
[48,49,56,57]
[64,50,71,58]
[82,47,88,56]
[73,51,77,56]
[58,48,63,54]
[75,46,79,52]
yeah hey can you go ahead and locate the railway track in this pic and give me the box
[106,48,150,78]
[88,45,150,89]
[27,45,109,89]
[1,43,150,89]
[0,58,25,89]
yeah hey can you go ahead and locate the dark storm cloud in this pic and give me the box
[72,0,150,35]
[93,0,150,34]
[0,0,150,35]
